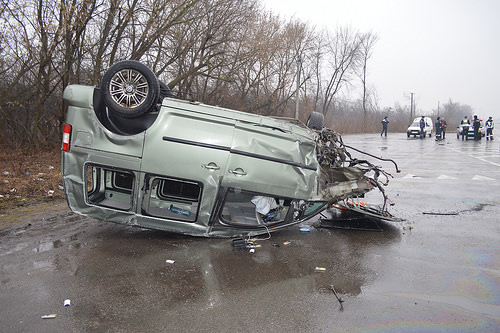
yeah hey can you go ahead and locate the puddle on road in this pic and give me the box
[422,203,494,216]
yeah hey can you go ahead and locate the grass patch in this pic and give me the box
[0,149,64,213]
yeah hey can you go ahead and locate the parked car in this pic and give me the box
[457,120,485,139]
[407,117,433,138]
[61,60,398,237]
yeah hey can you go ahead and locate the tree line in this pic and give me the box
[0,0,469,151]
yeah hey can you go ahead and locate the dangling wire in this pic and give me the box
[314,128,398,216]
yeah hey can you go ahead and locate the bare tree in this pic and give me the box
[321,27,362,116]
[0,0,419,150]
[357,31,378,132]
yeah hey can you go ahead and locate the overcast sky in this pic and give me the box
[263,0,500,120]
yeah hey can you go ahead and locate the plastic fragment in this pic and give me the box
[2,171,9,175]
[249,249,255,254]
[169,204,191,216]
[282,241,291,246]
[64,299,71,306]
[165,259,175,264]
[41,314,57,319]
[314,267,326,272]
[57,185,64,190]
[299,227,310,232]
[232,239,245,247]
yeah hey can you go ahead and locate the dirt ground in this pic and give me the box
[0,149,64,215]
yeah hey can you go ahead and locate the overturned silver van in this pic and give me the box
[62,60,397,237]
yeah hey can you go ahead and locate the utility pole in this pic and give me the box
[295,55,301,120]
[410,92,414,123]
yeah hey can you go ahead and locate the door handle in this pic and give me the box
[228,167,247,176]
[202,162,220,171]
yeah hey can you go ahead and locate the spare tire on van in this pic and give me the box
[101,60,160,118]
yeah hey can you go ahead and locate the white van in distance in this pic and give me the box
[407,117,433,138]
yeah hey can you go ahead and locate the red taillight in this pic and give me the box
[62,123,72,152]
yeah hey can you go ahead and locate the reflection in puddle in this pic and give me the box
[366,290,499,331]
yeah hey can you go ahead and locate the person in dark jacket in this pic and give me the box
[441,116,447,139]
[419,116,426,139]
[472,115,481,140]
[381,116,389,137]
[435,117,442,140]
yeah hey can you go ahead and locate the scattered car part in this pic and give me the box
[306,112,324,130]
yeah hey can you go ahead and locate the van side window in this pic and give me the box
[86,165,134,211]
[142,176,202,222]
[220,188,291,226]
[219,188,327,226]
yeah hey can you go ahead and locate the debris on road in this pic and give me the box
[422,211,458,216]
[299,225,311,232]
[41,314,57,319]
[330,285,344,310]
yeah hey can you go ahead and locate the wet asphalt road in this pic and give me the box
[1,133,499,332]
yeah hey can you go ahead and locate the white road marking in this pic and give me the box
[445,146,500,167]
[437,175,457,179]
[472,175,496,181]
[400,174,495,181]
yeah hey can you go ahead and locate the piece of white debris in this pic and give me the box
[41,314,57,319]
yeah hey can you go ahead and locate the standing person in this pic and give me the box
[435,117,442,140]
[381,116,389,137]
[485,116,494,141]
[472,115,481,140]
[419,116,426,139]
[461,116,470,140]
[441,116,447,139]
